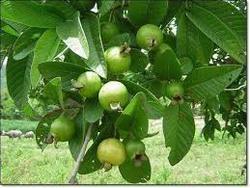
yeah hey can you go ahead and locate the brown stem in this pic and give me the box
[68,125,93,184]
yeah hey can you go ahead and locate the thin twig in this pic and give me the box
[68,125,93,184]
[224,84,246,91]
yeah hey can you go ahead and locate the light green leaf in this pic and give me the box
[31,29,60,87]
[81,14,107,78]
[184,65,242,100]
[163,103,195,165]
[1,1,63,28]
[186,1,246,64]
[56,12,89,59]
[84,99,104,123]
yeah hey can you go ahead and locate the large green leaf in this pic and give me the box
[128,0,168,27]
[31,29,60,87]
[163,103,195,166]
[12,28,43,60]
[38,62,85,90]
[186,1,246,64]
[130,49,149,72]
[119,154,151,183]
[184,65,242,101]
[56,12,89,59]
[6,53,32,109]
[81,14,107,78]
[1,1,63,28]
[115,92,148,139]
[153,44,182,81]
[177,13,214,67]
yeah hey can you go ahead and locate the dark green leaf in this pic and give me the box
[99,0,116,17]
[81,14,107,78]
[130,49,149,72]
[115,92,148,139]
[119,154,151,183]
[84,99,104,123]
[161,0,183,26]
[184,65,242,101]
[39,62,85,90]
[105,33,136,49]
[177,13,214,67]
[6,53,32,108]
[186,1,246,64]
[163,103,195,165]
[128,0,168,27]
[56,12,89,59]
[1,1,63,28]
[31,29,60,87]
[153,44,182,81]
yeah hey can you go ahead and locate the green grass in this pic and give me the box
[0,120,246,184]
[0,119,38,132]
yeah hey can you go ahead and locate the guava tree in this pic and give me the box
[0,0,246,184]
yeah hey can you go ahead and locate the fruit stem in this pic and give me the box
[120,43,131,54]
[67,124,93,184]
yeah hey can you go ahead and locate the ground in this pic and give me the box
[0,119,246,184]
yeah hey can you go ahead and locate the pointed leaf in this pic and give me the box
[56,12,89,59]
[184,65,242,100]
[163,103,195,165]
[186,1,246,64]
[31,29,60,87]
[1,1,63,28]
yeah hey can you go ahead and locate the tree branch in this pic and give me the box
[68,124,93,184]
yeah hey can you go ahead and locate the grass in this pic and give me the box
[0,119,246,184]
[0,119,37,132]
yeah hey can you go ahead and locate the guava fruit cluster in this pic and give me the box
[48,22,185,170]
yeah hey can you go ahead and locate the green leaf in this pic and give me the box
[84,99,104,123]
[43,77,64,107]
[121,80,164,119]
[184,65,242,101]
[115,92,148,139]
[153,45,182,81]
[130,49,149,72]
[1,1,63,28]
[69,109,88,160]
[161,0,183,26]
[186,1,246,64]
[128,0,168,27]
[99,0,116,17]
[39,62,85,90]
[56,12,89,59]
[81,14,107,78]
[105,33,136,49]
[31,29,60,87]
[12,28,43,60]
[78,124,114,174]
[177,13,214,67]
[119,154,151,183]
[6,53,32,109]
[163,103,195,165]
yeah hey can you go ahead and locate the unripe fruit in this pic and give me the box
[98,81,129,111]
[101,22,119,43]
[165,82,184,103]
[104,46,131,75]
[50,114,76,142]
[76,71,102,98]
[136,24,163,50]
[125,140,146,160]
[97,138,126,167]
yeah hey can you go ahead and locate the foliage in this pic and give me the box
[0,0,246,184]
